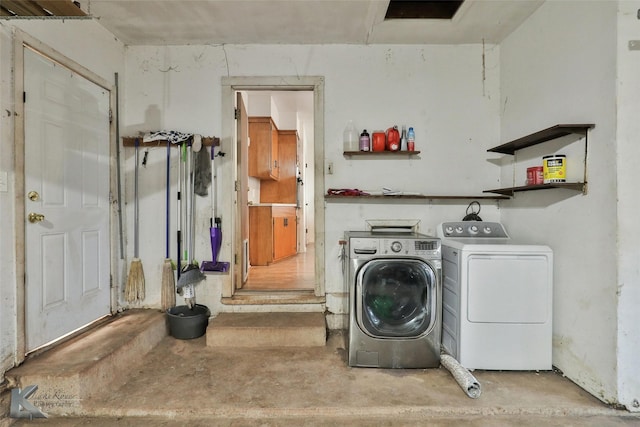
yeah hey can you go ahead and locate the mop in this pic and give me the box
[161,140,176,311]
[177,139,205,308]
[201,145,229,273]
[125,138,145,303]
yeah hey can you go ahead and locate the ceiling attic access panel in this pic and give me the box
[385,0,464,20]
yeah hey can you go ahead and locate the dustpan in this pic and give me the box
[177,264,205,289]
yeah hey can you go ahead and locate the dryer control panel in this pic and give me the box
[439,222,509,239]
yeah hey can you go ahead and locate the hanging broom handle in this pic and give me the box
[134,138,140,258]
[176,142,182,279]
[166,140,170,259]
[114,73,124,259]
[189,149,196,262]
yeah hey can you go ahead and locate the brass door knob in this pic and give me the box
[28,212,45,223]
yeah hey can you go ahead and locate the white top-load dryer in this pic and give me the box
[437,222,553,371]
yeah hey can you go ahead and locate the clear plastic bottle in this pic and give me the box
[400,126,407,151]
[343,120,358,152]
[407,127,415,151]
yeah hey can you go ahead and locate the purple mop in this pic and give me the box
[201,147,229,273]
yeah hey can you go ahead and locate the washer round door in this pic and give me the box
[356,258,437,338]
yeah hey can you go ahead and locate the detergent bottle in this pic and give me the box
[386,126,400,151]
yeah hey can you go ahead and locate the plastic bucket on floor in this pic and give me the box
[166,304,210,340]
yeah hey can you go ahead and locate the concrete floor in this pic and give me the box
[5,327,640,426]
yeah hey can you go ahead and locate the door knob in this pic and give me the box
[28,212,45,223]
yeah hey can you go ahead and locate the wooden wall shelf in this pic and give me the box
[122,136,220,147]
[487,124,594,155]
[485,123,593,196]
[343,151,421,157]
[484,182,586,197]
[325,194,509,202]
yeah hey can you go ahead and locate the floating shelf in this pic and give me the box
[122,136,220,147]
[325,194,509,202]
[484,123,593,196]
[487,124,594,155]
[343,150,421,157]
[483,182,586,197]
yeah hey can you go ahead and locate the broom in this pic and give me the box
[125,138,145,303]
[161,140,176,310]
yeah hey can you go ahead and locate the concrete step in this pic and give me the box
[5,309,167,416]
[206,312,326,348]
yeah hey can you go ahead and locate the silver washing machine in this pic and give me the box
[345,230,442,368]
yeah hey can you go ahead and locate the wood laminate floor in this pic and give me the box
[242,244,315,291]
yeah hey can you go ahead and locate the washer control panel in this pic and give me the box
[382,238,440,256]
[440,222,509,239]
[350,237,440,258]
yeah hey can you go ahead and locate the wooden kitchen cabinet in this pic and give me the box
[260,130,298,203]
[272,209,297,261]
[249,117,279,180]
[249,205,297,266]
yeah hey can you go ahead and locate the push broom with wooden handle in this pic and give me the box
[161,140,176,310]
[125,138,145,303]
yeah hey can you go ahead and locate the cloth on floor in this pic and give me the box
[143,130,192,145]
[194,146,212,196]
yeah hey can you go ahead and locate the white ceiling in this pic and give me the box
[81,0,545,46]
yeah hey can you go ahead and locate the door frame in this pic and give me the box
[221,76,325,298]
[13,30,117,363]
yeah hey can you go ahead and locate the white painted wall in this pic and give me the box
[0,19,125,380]
[247,92,271,117]
[122,43,503,322]
[615,1,640,412]
[0,21,17,384]
[499,0,625,406]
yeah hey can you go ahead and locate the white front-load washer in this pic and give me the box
[345,230,442,368]
[437,222,553,371]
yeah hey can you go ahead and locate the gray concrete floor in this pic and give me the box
[6,330,640,426]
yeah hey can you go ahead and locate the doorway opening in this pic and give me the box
[242,90,314,292]
[221,76,325,299]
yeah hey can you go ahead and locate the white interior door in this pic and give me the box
[235,91,249,290]
[24,48,111,352]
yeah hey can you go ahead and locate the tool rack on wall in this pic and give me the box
[122,137,220,147]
